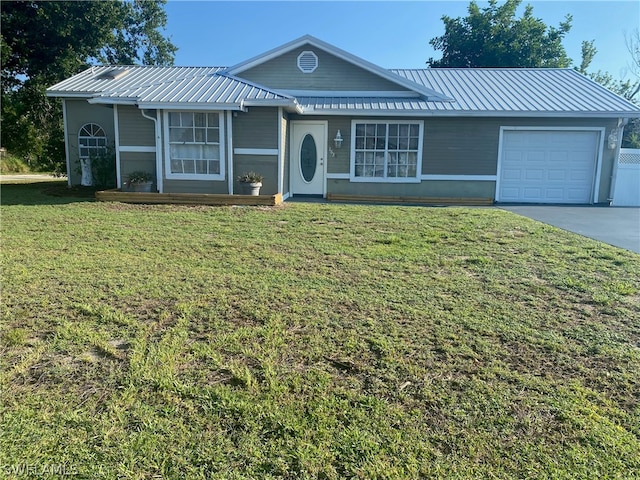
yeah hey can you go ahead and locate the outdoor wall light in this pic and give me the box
[333,130,343,149]
[608,128,619,150]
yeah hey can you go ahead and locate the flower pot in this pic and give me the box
[241,182,262,196]
[130,181,153,192]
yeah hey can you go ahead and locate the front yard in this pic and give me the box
[1,181,639,479]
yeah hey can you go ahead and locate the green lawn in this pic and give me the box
[1,181,639,479]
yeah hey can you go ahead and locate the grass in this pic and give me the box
[1,180,639,479]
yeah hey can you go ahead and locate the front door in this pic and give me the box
[291,121,326,196]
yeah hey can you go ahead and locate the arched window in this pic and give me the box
[78,123,107,160]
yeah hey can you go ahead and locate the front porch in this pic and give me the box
[95,189,283,206]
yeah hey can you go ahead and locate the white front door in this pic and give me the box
[291,121,327,196]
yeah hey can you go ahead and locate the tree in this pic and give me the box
[578,36,640,147]
[428,0,572,68]
[0,0,176,171]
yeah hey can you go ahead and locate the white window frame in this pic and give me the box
[78,123,107,161]
[349,120,423,183]
[163,110,225,181]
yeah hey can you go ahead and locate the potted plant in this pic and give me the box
[237,171,263,195]
[126,171,154,192]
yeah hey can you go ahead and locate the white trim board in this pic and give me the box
[326,173,350,180]
[114,104,121,188]
[62,99,71,187]
[227,111,234,194]
[421,175,497,181]
[233,148,279,156]
[119,146,156,153]
[277,107,284,195]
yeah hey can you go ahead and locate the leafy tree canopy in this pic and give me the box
[1,0,176,170]
[1,0,176,91]
[577,34,640,148]
[428,0,572,68]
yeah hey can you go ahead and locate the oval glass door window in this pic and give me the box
[300,134,317,182]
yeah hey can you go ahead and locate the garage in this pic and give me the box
[497,128,602,204]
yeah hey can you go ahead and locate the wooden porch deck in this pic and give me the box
[95,189,283,206]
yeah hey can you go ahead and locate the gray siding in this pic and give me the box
[239,47,409,92]
[233,155,278,195]
[328,179,496,199]
[118,106,155,146]
[233,108,279,149]
[120,151,156,190]
[64,99,115,185]
[423,117,618,180]
[292,114,617,202]
[163,179,229,194]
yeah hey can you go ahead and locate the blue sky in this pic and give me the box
[164,1,639,81]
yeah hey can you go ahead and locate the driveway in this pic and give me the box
[500,205,640,253]
[0,173,60,183]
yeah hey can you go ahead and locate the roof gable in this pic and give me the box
[226,35,452,102]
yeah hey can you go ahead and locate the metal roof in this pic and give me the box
[390,68,640,117]
[48,65,297,110]
[47,66,225,96]
[47,64,640,117]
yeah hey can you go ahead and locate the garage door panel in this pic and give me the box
[499,130,599,204]
[523,187,544,200]
[545,189,564,200]
[567,188,591,200]
[502,169,522,180]
[525,169,545,181]
[570,170,590,181]
[501,186,521,198]
[524,151,546,163]
[547,169,567,181]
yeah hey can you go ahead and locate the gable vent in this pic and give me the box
[297,51,318,73]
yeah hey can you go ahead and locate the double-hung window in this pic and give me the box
[166,111,225,180]
[351,120,423,182]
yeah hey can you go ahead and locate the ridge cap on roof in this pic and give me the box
[390,67,575,72]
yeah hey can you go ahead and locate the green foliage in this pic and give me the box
[127,170,154,184]
[237,171,264,183]
[576,37,640,147]
[73,147,117,188]
[91,148,118,188]
[0,151,31,174]
[1,182,639,478]
[428,0,572,68]
[0,0,176,173]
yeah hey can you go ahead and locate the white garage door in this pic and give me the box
[498,130,600,203]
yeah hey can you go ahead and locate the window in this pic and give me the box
[166,111,224,179]
[78,123,107,160]
[351,121,423,182]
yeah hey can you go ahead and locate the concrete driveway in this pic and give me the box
[500,205,640,253]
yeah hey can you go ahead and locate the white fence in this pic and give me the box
[613,148,640,206]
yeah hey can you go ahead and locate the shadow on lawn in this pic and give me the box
[1,181,98,206]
